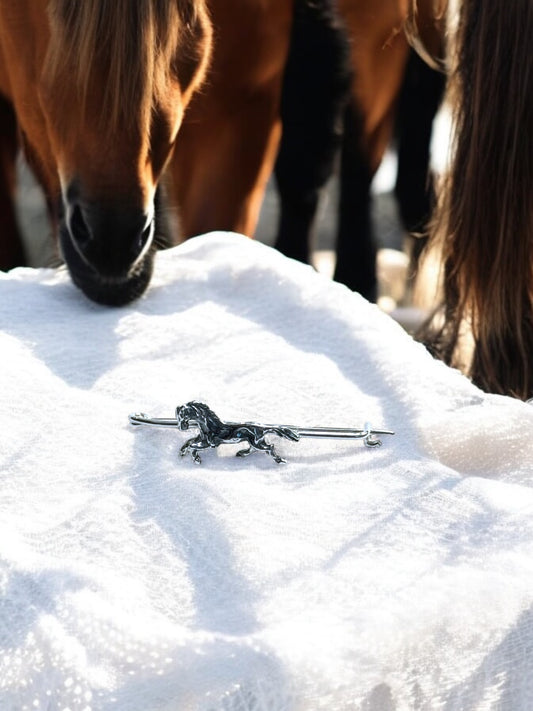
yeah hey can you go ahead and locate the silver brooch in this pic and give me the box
[129,401,394,464]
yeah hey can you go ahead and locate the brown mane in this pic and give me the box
[404,0,448,72]
[418,0,533,399]
[45,0,209,132]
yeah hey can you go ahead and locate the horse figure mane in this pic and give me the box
[184,402,225,431]
[45,0,209,132]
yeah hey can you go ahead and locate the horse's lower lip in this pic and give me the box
[59,226,154,306]
[71,257,154,306]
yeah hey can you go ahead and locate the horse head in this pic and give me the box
[176,403,195,431]
[176,401,223,434]
[175,401,205,430]
[39,0,212,304]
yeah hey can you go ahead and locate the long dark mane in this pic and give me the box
[185,402,225,430]
[45,0,209,131]
[418,0,533,399]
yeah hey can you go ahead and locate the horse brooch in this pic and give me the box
[129,401,394,464]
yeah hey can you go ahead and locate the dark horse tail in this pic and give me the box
[271,427,301,442]
[419,0,533,399]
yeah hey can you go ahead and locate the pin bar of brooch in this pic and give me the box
[129,414,393,439]
[130,415,181,428]
[129,401,394,464]
[288,425,394,440]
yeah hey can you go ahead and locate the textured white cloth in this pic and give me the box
[1,232,533,711]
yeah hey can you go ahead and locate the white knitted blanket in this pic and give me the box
[1,233,533,710]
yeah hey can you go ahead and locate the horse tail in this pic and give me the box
[272,427,301,442]
[419,0,533,399]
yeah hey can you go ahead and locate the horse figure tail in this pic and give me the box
[419,0,533,399]
[271,427,301,443]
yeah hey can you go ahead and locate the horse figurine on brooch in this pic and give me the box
[129,401,394,465]
[175,402,300,464]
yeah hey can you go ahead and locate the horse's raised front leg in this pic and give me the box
[179,439,192,459]
[180,436,210,465]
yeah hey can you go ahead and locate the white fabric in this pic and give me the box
[1,232,533,711]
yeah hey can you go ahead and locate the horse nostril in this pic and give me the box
[69,203,92,249]
[62,189,154,274]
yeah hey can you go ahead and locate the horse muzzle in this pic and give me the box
[59,192,156,305]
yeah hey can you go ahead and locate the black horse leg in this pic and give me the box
[189,441,213,465]
[268,445,286,464]
[333,100,377,301]
[394,50,446,273]
[0,94,25,270]
[274,0,351,263]
[180,436,209,464]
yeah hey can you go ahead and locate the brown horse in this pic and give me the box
[417,0,533,400]
[0,0,213,303]
[0,0,291,304]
